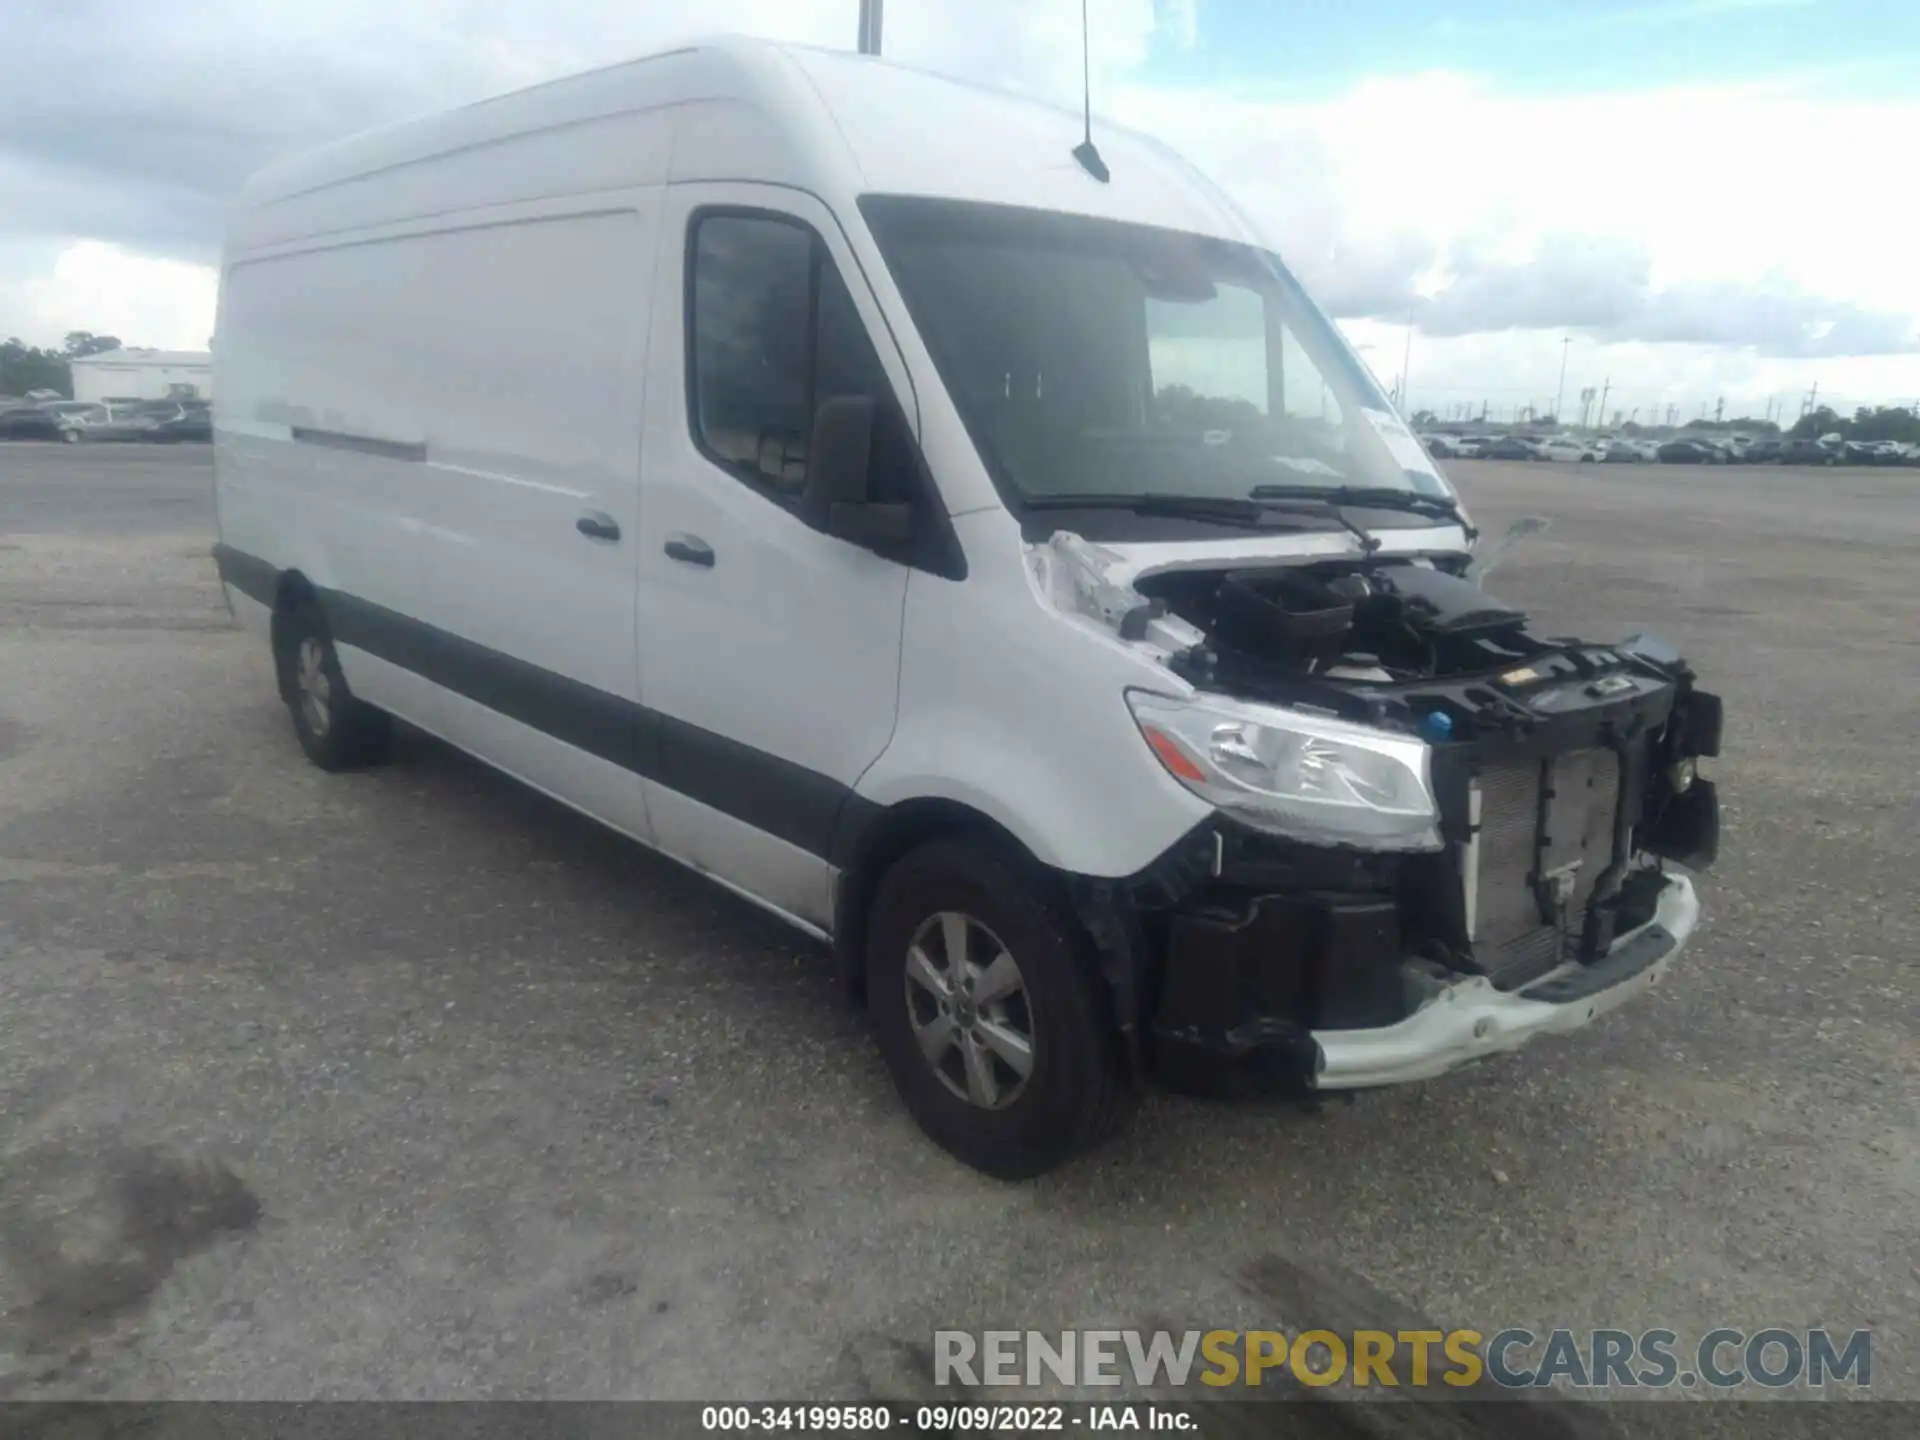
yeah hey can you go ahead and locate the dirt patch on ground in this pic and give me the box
[0,1141,259,1380]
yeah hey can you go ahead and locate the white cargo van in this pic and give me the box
[213,37,1721,1177]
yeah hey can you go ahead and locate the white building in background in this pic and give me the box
[69,348,213,403]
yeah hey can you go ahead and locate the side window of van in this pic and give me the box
[689,211,900,504]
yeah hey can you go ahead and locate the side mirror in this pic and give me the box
[802,395,873,524]
[803,395,913,547]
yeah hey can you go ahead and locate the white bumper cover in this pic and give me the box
[1312,873,1700,1089]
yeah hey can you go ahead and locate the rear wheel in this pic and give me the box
[275,601,391,771]
[865,838,1131,1178]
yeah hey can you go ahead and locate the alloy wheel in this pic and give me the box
[296,637,332,738]
[904,911,1035,1110]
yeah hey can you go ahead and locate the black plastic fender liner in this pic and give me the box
[1151,895,1329,1098]
[1644,779,1719,871]
[1070,879,1153,1080]
[1065,823,1220,1079]
[1672,687,1724,759]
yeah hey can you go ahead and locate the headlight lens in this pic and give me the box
[1127,690,1441,850]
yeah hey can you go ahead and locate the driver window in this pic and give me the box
[689,214,813,493]
[688,211,897,501]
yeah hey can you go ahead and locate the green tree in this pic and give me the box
[62,331,123,359]
[1848,405,1920,443]
[0,338,71,398]
[1788,406,1847,440]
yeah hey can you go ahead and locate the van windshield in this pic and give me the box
[859,195,1446,521]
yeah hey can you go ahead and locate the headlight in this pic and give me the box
[1127,690,1441,851]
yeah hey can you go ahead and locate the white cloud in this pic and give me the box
[0,242,216,351]
[1112,69,1920,413]
[2,0,1916,414]
[1158,0,1202,49]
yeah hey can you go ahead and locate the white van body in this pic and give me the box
[214,37,1718,1176]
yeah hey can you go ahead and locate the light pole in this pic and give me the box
[1398,313,1415,418]
[1553,335,1570,425]
[858,0,884,54]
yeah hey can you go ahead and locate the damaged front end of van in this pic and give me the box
[1036,532,1722,1098]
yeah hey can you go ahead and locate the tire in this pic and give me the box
[865,837,1131,1178]
[274,600,391,771]
[61,429,80,444]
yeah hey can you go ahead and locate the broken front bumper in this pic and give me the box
[1313,871,1698,1088]
[1145,867,1700,1098]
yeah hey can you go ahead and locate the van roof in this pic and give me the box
[228,35,1260,259]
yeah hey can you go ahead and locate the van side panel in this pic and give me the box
[216,193,662,838]
[229,69,695,253]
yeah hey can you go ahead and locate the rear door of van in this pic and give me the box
[632,185,917,930]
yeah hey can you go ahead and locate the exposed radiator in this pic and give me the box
[1465,749,1622,989]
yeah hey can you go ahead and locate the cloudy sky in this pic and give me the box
[2,0,1916,422]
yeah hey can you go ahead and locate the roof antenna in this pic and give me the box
[1070,0,1110,182]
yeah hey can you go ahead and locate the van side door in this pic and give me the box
[634,186,924,931]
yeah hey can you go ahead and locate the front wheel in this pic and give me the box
[60,429,80,444]
[866,838,1131,1178]
[275,601,391,771]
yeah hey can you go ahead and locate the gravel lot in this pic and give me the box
[1,442,1915,1408]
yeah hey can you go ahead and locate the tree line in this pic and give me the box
[1786,404,1920,444]
[0,332,124,400]
[1415,403,1920,444]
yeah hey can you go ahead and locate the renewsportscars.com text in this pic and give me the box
[934,1327,1872,1391]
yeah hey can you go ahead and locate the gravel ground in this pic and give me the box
[1,443,1915,1408]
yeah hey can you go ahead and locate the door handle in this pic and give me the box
[576,511,622,542]
[664,534,715,567]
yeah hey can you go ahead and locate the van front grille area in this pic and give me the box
[1468,749,1623,989]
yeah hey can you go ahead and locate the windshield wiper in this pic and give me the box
[1023,492,1340,532]
[1023,491,1392,551]
[1247,483,1479,541]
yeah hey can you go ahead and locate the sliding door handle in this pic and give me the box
[664,534,715,567]
[576,512,621,542]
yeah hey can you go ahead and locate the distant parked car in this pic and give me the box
[1601,439,1642,462]
[148,400,212,443]
[1482,435,1541,460]
[54,400,160,443]
[0,403,68,440]
[1423,433,1481,459]
[1738,437,1783,463]
[1539,436,1600,462]
[1656,439,1720,464]
[1778,437,1840,465]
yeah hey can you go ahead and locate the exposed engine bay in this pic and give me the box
[1032,531,1724,1096]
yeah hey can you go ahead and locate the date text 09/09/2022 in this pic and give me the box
[699,1406,1191,1432]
